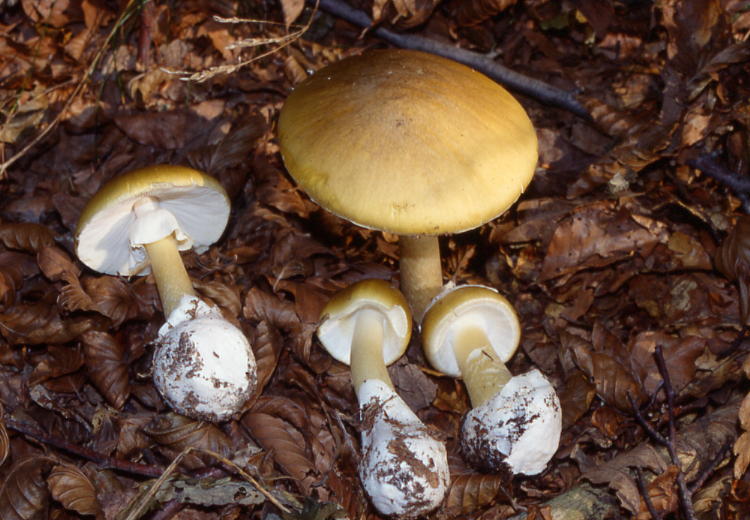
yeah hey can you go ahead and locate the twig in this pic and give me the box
[4,414,164,478]
[314,0,590,119]
[689,154,750,213]
[688,441,731,495]
[653,345,698,520]
[635,467,662,520]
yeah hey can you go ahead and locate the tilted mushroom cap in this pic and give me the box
[75,165,230,276]
[317,279,412,365]
[421,285,521,377]
[278,49,538,235]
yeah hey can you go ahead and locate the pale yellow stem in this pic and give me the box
[399,235,443,320]
[453,324,512,408]
[350,307,393,394]
[143,235,196,317]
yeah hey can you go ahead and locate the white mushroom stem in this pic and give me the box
[350,307,393,392]
[143,235,196,317]
[453,324,513,408]
[399,235,443,319]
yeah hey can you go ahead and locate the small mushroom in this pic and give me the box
[75,165,256,422]
[317,279,449,517]
[422,285,561,475]
[278,49,538,317]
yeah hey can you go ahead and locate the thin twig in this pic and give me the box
[688,441,731,495]
[689,155,750,213]
[4,414,163,478]
[653,346,698,520]
[315,0,590,119]
[634,467,662,520]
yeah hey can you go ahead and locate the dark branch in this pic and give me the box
[314,0,591,119]
[689,155,750,213]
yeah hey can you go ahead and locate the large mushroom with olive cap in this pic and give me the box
[422,285,561,475]
[278,49,538,318]
[75,165,257,422]
[317,279,449,517]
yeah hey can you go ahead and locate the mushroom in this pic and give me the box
[421,285,561,475]
[317,279,449,517]
[278,49,538,317]
[75,165,257,422]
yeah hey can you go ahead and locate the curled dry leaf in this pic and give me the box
[242,411,316,491]
[143,413,233,467]
[193,279,242,317]
[0,457,53,520]
[0,406,8,466]
[0,303,100,345]
[715,216,750,323]
[82,276,139,327]
[372,0,441,28]
[29,345,85,387]
[80,330,130,409]
[0,223,56,253]
[454,0,518,27]
[445,473,507,515]
[36,246,80,282]
[0,252,37,308]
[48,463,102,516]
[636,465,680,519]
[250,321,282,399]
[244,287,302,332]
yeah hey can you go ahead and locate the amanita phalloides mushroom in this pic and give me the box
[317,279,449,517]
[278,49,538,317]
[422,285,561,475]
[75,165,257,422]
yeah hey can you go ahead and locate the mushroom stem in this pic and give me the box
[454,324,513,408]
[350,307,394,394]
[399,235,443,319]
[143,235,196,317]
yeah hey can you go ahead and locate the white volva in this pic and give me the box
[357,379,450,517]
[461,369,561,475]
[152,296,257,422]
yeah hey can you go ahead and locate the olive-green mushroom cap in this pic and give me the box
[278,49,538,236]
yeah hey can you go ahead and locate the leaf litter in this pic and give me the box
[1,0,750,518]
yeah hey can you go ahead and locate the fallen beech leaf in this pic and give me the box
[280,0,304,26]
[242,411,316,489]
[0,413,8,467]
[48,463,102,516]
[571,347,646,411]
[715,216,750,323]
[244,287,301,332]
[445,473,506,515]
[636,465,679,519]
[82,276,139,327]
[144,413,233,467]
[0,303,100,345]
[390,361,438,412]
[0,457,53,520]
[36,246,80,282]
[29,345,85,386]
[250,321,282,399]
[0,223,56,253]
[80,330,130,409]
[558,371,596,430]
[455,0,517,27]
[735,430,750,479]
[193,279,242,317]
[0,252,37,308]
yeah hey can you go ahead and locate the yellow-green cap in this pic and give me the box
[75,165,230,276]
[278,49,538,235]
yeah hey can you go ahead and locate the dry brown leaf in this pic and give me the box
[0,303,100,345]
[193,279,242,317]
[36,245,80,282]
[80,330,130,409]
[242,411,316,490]
[715,216,750,323]
[82,276,139,327]
[0,252,37,308]
[558,371,596,429]
[280,0,305,26]
[636,465,680,519]
[0,457,53,520]
[48,463,102,516]
[250,321,282,399]
[29,345,85,386]
[243,287,301,332]
[454,0,517,26]
[445,473,506,515]
[0,223,56,253]
[735,430,750,479]
[0,407,8,467]
[143,413,233,467]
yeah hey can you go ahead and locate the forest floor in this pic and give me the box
[1,0,750,519]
